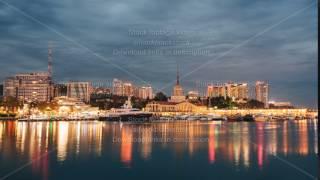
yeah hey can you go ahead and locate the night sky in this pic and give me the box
[0,0,317,108]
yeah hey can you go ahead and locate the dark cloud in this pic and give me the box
[0,0,317,107]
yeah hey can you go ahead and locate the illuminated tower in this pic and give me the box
[255,81,269,108]
[170,64,185,103]
[173,64,183,96]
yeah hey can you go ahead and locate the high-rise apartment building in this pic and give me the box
[138,86,153,99]
[207,83,226,98]
[123,82,134,97]
[113,79,123,96]
[66,82,92,103]
[54,84,67,97]
[3,77,17,98]
[112,79,135,97]
[2,45,55,103]
[207,82,248,101]
[225,82,248,100]
[255,81,269,108]
[3,72,53,102]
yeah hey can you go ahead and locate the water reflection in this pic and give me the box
[120,126,133,166]
[0,119,317,178]
[57,122,68,162]
[257,122,264,169]
[208,124,215,164]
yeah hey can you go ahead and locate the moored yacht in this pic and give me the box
[99,96,153,122]
[227,114,243,122]
[18,114,50,121]
[253,114,270,122]
[207,114,227,121]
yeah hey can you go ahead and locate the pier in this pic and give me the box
[150,108,309,117]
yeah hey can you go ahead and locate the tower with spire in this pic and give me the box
[170,63,185,103]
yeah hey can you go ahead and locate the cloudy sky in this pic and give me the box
[0,0,317,107]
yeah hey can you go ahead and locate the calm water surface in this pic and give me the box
[0,120,318,180]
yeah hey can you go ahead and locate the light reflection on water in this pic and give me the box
[0,119,317,180]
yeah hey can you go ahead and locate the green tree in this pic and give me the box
[36,101,59,111]
[153,92,168,101]
[132,96,150,109]
[245,99,265,109]
[3,96,21,112]
[111,95,127,108]
[209,96,237,109]
[0,97,3,106]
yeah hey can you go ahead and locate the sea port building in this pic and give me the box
[145,101,307,117]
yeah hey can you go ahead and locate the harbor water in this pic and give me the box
[0,119,318,180]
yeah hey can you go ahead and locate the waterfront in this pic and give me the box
[0,119,318,180]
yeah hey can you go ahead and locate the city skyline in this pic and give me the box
[0,0,317,108]
[0,1,318,180]
[0,69,296,108]
[0,65,311,108]
[0,58,315,108]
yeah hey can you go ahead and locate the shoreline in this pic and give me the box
[2,117,317,122]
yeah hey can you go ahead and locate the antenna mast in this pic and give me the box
[48,42,53,79]
[176,63,180,85]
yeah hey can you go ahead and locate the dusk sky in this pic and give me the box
[0,0,317,108]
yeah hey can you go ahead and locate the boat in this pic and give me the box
[243,114,254,122]
[18,114,50,121]
[187,115,200,121]
[286,115,295,121]
[177,115,189,120]
[99,96,153,122]
[227,114,243,122]
[253,114,270,122]
[294,116,304,120]
[207,114,227,121]
[199,116,208,121]
[159,116,172,121]
[209,121,222,125]
[270,115,286,121]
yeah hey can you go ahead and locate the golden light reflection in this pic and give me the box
[242,124,250,167]
[188,124,195,156]
[120,126,133,166]
[233,125,241,166]
[314,120,318,154]
[76,122,81,155]
[208,124,216,164]
[93,122,103,156]
[267,123,277,155]
[16,122,26,153]
[0,120,317,174]
[160,123,168,148]
[140,126,152,160]
[57,122,69,162]
[298,121,308,155]
[282,122,288,155]
[256,123,264,169]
